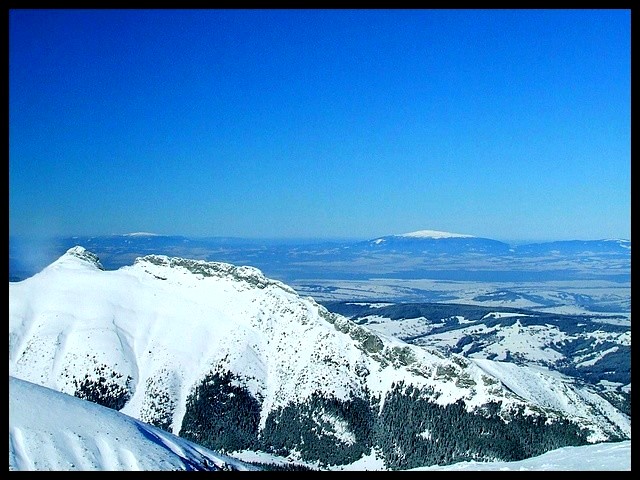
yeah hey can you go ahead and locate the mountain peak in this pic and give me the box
[57,246,104,270]
[397,229,475,239]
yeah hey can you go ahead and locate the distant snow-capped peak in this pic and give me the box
[123,232,161,237]
[397,230,475,239]
[370,229,476,244]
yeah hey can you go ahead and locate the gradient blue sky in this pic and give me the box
[9,9,631,242]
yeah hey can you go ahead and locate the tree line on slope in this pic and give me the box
[178,370,596,470]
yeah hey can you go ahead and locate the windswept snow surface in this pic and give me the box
[411,440,630,471]
[8,376,259,471]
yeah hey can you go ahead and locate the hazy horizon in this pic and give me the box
[7,229,632,244]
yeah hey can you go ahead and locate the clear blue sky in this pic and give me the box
[9,9,631,241]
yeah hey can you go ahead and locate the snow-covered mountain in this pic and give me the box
[366,230,513,254]
[325,302,630,379]
[396,229,476,239]
[324,301,631,419]
[9,375,258,471]
[10,375,630,471]
[8,247,630,469]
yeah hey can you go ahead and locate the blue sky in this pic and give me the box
[9,9,630,241]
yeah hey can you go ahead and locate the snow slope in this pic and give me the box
[9,376,258,471]
[411,440,630,471]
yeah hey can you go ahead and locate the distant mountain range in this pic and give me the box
[9,231,631,285]
[9,247,630,470]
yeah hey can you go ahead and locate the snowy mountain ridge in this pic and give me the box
[135,253,297,294]
[11,247,517,422]
[324,300,631,431]
[397,229,475,239]
[8,247,630,469]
